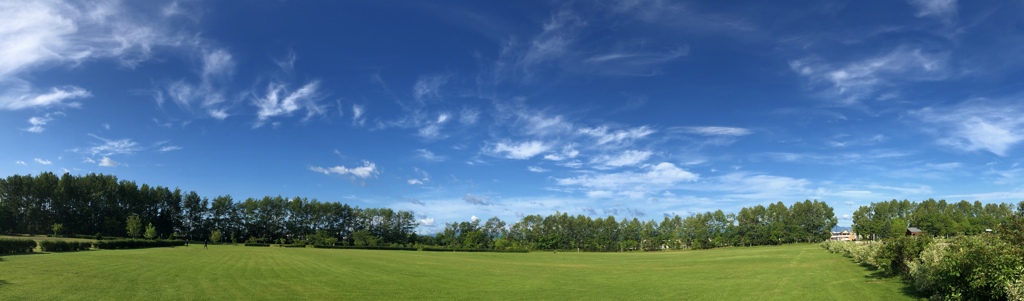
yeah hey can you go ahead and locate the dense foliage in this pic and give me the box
[828,204,1024,300]
[435,199,836,251]
[38,240,92,252]
[2,172,840,252]
[94,239,186,250]
[852,199,1018,240]
[0,238,36,254]
[0,172,417,246]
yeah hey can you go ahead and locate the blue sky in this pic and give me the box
[3,0,1024,232]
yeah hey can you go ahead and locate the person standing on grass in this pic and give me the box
[204,238,209,250]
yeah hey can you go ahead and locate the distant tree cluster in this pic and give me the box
[435,200,837,251]
[0,172,416,246]
[1,172,838,251]
[852,199,1022,240]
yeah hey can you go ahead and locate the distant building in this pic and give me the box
[830,230,856,241]
[906,227,923,236]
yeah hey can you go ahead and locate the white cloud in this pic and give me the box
[201,48,234,81]
[309,160,379,179]
[676,126,752,137]
[418,218,436,227]
[413,74,448,102]
[488,140,551,160]
[594,150,653,168]
[470,215,480,222]
[24,115,53,133]
[578,126,656,146]
[415,149,446,162]
[208,108,228,120]
[407,179,424,185]
[15,160,27,165]
[907,0,957,20]
[790,47,949,104]
[1,0,187,110]
[34,158,52,165]
[253,81,321,126]
[586,190,614,198]
[527,166,549,173]
[460,107,480,125]
[275,50,297,73]
[1,85,90,110]
[543,144,580,161]
[84,134,141,156]
[98,156,117,167]
[914,101,1024,156]
[158,146,182,152]
[352,104,365,126]
[417,112,451,139]
[463,194,493,206]
[556,162,699,193]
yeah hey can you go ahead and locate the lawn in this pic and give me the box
[0,243,920,300]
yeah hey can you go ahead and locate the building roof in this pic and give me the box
[907,227,923,233]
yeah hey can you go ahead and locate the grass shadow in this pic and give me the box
[0,280,9,287]
[859,265,928,299]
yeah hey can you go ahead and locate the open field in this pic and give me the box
[0,243,921,300]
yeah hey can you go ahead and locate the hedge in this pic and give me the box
[310,245,528,253]
[282,243,308,248]
[39,240,92,252]
[244,243,270,247]
[0,238,37,254]
[312,245,417,251]
[94,239,185,250]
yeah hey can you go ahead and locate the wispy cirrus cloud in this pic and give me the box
[913,100,1024,156]
[556,162,699,196]
[790,46,949,105]
[463,194,494,206]
[34,158,52,165]
[675,126,752,137]
[415,149,446,162]
[907,0,957,20]
[592,150,653,169]
[15,160,27,166]
[578,125,656,146]
[252,81,322,127]
[1,0,190,111]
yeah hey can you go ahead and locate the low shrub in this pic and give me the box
[873,235,932,276]
[0,238,37,254]
[926,235,1023,300]
[244,243,270,247]
[94,239,185,250]
[39,240,92,252]
[282,243,307,248]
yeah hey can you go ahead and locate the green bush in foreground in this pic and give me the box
[0,238,37,254]
[95,239,185,250]
[39,240,92,252]
[823,234,1024,301]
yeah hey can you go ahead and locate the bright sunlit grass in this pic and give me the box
[0,243,920,300]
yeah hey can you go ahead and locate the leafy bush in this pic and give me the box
[925,235,1024,300]
[0,238,37,254]
[244,243,270,247]
[907,241,947,294]
[872,235,932,276]
[282,243,307,248]
[39,240,92,252]
[94,239,185,250]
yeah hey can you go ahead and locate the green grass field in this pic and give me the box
[0,243,921,300]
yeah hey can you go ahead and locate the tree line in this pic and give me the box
[1,172,839,250]
[852,199,1023,240]
[0,172,417,246]
[432,199,837,251]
